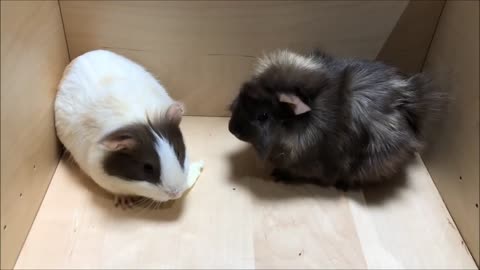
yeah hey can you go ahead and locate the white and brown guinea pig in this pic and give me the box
[54,49,203,208]
[228,49,447,191]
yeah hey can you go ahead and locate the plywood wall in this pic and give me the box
[0,1,69,269]
[0,0,463,268]
[59,0,410,116]
[376,0,445,74]
[421,1,479,265]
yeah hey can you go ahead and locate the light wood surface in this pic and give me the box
[59,0,408,116]
[376,0,445,74]
[421,0,480,265]
[0,1,69,269]
[16,117,476,269]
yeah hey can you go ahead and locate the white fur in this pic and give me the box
[54,49,188,201]
[390,79,409,88]
[152,130,186,197]
[255,50,322,75]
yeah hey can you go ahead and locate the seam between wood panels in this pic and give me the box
[13,152,63,269]
[417,155,478,265]
[346,192,384,269]
[13,1,70,267]
[58,0,71,61]
[56,0,69,160]
[416,1,478,264]
[419,0,447,72]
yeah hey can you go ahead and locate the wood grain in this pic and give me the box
[421,0,480,265]
[377,0,445,74]
[59,0,408,116]
[0,1,69,269]
[16,117,476,269]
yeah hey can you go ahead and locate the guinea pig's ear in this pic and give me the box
[166,102,185,125]
[278,93,311,115]
[100,133,137,151]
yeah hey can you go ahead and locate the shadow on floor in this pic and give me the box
[226,145,410,206]
[61,154,186,222]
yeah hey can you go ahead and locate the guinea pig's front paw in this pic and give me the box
[114,195,137,210]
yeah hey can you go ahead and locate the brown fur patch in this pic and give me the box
[148,115,186,169]
[102,124,161,184]
[101,116,186,184]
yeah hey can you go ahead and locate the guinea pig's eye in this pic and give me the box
[257,112,269,122]
[143,163,154,174]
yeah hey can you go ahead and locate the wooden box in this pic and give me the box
[1,1,478,269]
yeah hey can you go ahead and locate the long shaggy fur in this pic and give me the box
[228,49,447,190]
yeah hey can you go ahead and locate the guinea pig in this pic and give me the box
[54,49,198,208]
[228,49,447,191]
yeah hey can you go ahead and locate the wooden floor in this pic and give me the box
[16,117,476,269]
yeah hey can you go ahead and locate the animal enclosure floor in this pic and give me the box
[16,117,476,269]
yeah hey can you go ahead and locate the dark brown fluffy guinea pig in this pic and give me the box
[228,49,447,191]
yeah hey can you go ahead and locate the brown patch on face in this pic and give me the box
[101,124,161,184]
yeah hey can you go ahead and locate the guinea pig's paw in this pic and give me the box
[114,195,136,210]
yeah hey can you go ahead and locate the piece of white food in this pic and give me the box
[187,160,204,189]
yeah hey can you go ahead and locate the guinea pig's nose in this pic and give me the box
[228,120,237,134]
[168,191,182,199]
[228,120,243,138]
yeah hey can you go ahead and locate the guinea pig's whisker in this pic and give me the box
[132,197,166,211]
[153,201,160,210]
[137,199,152,214]
[148,201,155,209]
[134,197,148,207]
[146,199,155,210]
